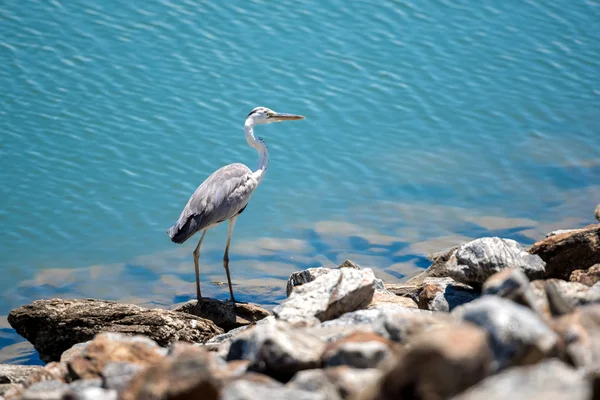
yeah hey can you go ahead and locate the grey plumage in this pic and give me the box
[168,163,256,244]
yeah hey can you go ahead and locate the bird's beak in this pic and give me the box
[269,112,305,122]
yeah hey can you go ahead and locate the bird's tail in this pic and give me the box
[167,215,202,244]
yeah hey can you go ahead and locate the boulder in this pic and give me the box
[227,321,326,382]
[287,369,342,400]
[321,332,396,369]
[482,269,547,319]
[274,268,376,326]
[570,264,600,286]
[173,298,271,331]
[530,223,600,280]
[7,298,223,362]
[287,268,337,296]
[360,324,493,400]
[452,359,592,400]
[452,296,559,370]
[445,238,546,286]
[417,277,478,312]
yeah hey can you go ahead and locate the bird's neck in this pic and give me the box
[244,119,268,184]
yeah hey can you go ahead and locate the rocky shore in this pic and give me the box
[1,221,599,400]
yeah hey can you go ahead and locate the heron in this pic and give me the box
[167,107,305,304]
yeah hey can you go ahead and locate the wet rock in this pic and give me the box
[287,369,342,400]
[274,268,376,326]
[445,238,546,286]
[227,321,325,382]
[222,380,328,400]
[453,296,559,370]
[452,359,592,400]
[552,304,600,379]
[405,246,458,286]
[417,277,478,312]
[121,347,220,400]
[367,291,418,310]
[361,324,493,400]
[530,223,600,280]
[571,264,600,286]
[321,332,396,369]
[173,298,271,331]
[7,298,223,362]
[482,269,546,318]
[0,365,43,385]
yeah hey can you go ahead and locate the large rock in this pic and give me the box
[173,298,271,332]
[274,268,376,326]
[530,223,600,280]
[287,268,337,296]
[360,324,493,400]
[417,277,478,312]
[7,298,223,362]
[0,365,43,385]
[121,346,220,400]
[570,264,600,286]
[445,238,546,286]
[482,269,547,319]
[452,296,559,370]
[452,359,592,400]
[227,321,326,382]
[321,332,396,369]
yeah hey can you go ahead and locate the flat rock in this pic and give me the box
[361,324,493,400]
[530,223,600,280]
[321,332,396,369]
[7,298,223,362]
[452,296,559,371]
[367,291,418,310]
[452,359,592,400]
[417,277,478,312]
[173,298,271,332]
[121,346,220,400]
[227,321,326,382]
[222,380,328,400]
[274,268,376,326]
[445,237,546,286]
[0,365,43,385]
[570,264,600,286]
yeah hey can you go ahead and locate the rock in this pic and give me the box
[274,268,376,326]
[552,304,600,379]
[101,362,144,392]
[405,246,458,286]
[18,379,69,400]
[287,268,337,296]
[545,279,600,312]
[203,316,277,358]
[382,283,420,301]
[60,342,88,363]
[121,347,220,400]
[377,309,455,344]
[7,298,223,362]
[530,223,600,280]
[360,324,493,400]
[596,204,600,222]
[222,380,328,400]
[318,367,382,400]
[445,237,546,286]
[0,365,43,385]
[173,298,271,332]
[321,332,396,369]
[546,229,578,237]
[367,291,418,310]
[482,269,547,319]
[571,264,600,286]
[71,387,118,400]
[452,359,592,400]
[452,296,559,370]
[417,277,478,312]
[287,370,342,400]
[227,321,325,382]
[66,332,168,381]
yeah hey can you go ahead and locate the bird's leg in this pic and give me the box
[223,217,238,304]
[193,229,208,304]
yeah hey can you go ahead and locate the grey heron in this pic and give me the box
[167,107,305,304]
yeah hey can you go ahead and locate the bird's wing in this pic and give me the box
[168,163,257,243]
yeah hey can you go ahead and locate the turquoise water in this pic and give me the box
[1,0,599,363]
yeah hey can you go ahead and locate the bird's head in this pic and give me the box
[246,107,304,125]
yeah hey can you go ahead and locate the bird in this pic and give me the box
[167,107,305,304]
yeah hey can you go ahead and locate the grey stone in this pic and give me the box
[322,340,392,369]
[69,387,118,400]
[0,365,43,384]
[405,246,459,286]
[317,367,382,400]
[287,369,342,400]
[545,279,600,309]
[452,296,559,370]
[101,362,144,392]
[451,359,592,400]
[417,277,478,312]
[445,238,546,285]
[7,298,223,362]
[227,321,325,382]
[482,269,547,319]
[274,268,376,326]
[222,380,328,400]
[286,268,337,296]
[377,309,455,344]
[203,316,277,357]
[21,379,69,400]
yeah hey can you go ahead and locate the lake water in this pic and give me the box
[1,0,599,364]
